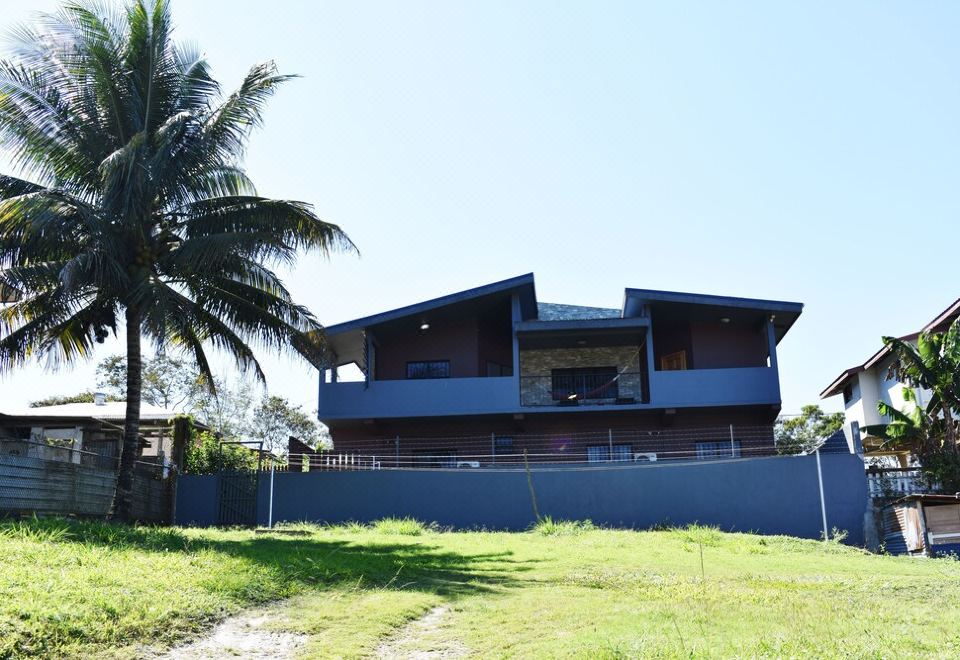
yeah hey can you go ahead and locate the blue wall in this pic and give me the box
[175,453,869,545]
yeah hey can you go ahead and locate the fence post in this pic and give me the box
[267,460,275,529]
[729,424,736,458]
[395,435,400,468]
[608,429,613,462]
[168,417,190,525]
[491,433,496,465]
[815,449,829,541]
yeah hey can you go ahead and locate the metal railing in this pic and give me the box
[268,425,790,472]
[519,371,646,407]
[867,468,932,499]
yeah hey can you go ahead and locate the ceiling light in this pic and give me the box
[419,321,430,331]
[720,317,730,324]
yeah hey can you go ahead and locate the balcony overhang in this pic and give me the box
[517,317,648,350]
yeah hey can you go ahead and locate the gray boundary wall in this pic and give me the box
[175,453,869,545]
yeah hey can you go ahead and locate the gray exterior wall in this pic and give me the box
[176,453,869,545]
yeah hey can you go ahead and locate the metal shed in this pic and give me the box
[882,494,960,557]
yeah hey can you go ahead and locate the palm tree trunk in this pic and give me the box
[112,305,143,521]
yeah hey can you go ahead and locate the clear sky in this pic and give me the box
[1,1,958,417]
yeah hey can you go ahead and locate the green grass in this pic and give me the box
[2,517,960,658]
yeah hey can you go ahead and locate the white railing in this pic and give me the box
[867,468,930,499]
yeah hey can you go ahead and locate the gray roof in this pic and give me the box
[536,302,621,321]
[0,401,181,422]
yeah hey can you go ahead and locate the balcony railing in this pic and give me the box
[520,372,646,407]
[867,468,932,499]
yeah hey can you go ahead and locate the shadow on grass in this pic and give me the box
[0,518,533,598]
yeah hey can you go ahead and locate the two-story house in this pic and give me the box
[820,297,960,465]
[317,274,803,466]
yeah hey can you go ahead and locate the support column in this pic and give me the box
[511,294,522,405]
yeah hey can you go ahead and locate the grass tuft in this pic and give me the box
[531,516,596,536]
[371,517,431,535]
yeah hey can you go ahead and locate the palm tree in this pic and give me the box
[0,0,355,520]
[864,318,960,456]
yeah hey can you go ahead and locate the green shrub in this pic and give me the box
[532,516,596,536]
[184,430,258,474]
[920,451,960,494]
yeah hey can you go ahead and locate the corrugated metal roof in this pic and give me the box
[0,401,181,421]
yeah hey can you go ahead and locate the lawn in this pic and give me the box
[2,518,960,658]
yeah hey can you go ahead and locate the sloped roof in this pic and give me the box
[821,297,960,399]
[0,401,182,423]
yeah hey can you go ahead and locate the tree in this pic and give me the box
[775,404,845,455]
[190,374,257,440]
[97,353,203,409]
[183,429,257,474]
[251,395,329,452]
[0,1,355,520]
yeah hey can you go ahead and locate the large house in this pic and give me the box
[820,297,960,465]
[317,274,803,467]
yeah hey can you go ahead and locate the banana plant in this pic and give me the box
[864,318,960,455]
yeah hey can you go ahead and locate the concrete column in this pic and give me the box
[511,294,522,405]
[645,311,656,405]
[765,317,778,371]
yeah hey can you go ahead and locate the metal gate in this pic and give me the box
[217,471,259,526]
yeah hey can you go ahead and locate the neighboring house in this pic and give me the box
[820,298,960,465]
[317,274,803,465]
[0,395,189,468]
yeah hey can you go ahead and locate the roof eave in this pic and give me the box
[323,273,537,337]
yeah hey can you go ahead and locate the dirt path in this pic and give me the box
[374,605,468,659]
[154,606,307,659]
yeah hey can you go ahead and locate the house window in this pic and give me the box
[660,351,687,371]
[406,360,451,379]
[587,444,633,463]
[696,440,741,460]
[551,367,618,400]
[842,384,853,404]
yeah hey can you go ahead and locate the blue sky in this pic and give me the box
[1,1,958,416]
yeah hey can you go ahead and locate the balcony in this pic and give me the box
[867,468,932,499]
[520,371,646,407]
[317,376,517,420]
[648,367,780,408]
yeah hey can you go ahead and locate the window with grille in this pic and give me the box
[406,360,451,379]
[494,436,514,456]
[551,367,618,400]
[696,440,741,460]
[587,444,633,463]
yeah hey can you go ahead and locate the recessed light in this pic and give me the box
[720,317,731,324]
[419,321,430,331]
